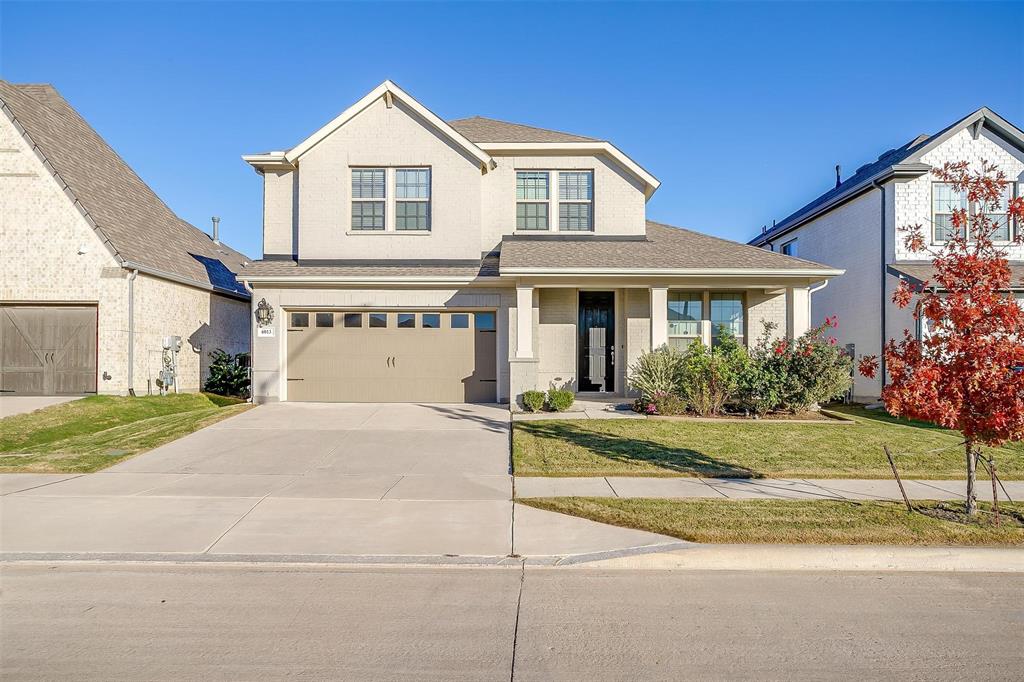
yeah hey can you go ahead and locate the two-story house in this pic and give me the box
[241,81,841,406]
[749,107,1024,401]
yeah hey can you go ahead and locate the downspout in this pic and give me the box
[127,268,139,396]
[872,179,887,389]
[242,279,255,404]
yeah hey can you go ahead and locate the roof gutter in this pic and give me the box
[240,275,500,285]
[499,267,844,278]
[121,260,250,301]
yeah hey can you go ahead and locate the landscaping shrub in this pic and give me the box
[777,318,852,411]
[627,345,685,401]
[679,333,747,417]
[735,322,787,416]
[203,349,250,399]
[521,390,545,413]
[546,387,575,412]
[636,390,688,416]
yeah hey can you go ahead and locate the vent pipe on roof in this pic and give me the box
[835,165,842,189]
[211,216,221,244]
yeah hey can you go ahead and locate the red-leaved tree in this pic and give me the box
[859,161,1024,515]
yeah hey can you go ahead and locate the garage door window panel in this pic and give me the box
[344,313,362,328]
[422,313,441,329]
[450,313,470,329]
[369,313,388,328]
[290,313,309,328]
[315,313,334,328]
[398,313,416,328]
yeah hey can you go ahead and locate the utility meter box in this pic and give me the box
[162,335,182,351]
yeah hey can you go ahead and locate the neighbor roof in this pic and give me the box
[500,221,841,275]
[750,106,1024,247]
[0,81,250,297]
[888,262,1024,291]
[448,116,598,144]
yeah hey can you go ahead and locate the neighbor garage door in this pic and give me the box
[0,305,98,396]
[285,310,497,403]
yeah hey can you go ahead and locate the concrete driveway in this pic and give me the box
[1,403,675,560]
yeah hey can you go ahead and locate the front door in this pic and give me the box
[578,292,615,392]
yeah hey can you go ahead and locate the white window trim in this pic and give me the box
[666,290,747,348]
[349,166,433,234]
[667,290,704,349]
[515,169,596,233]
[351,167,387,231]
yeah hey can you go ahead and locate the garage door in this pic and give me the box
[0,305,98,396]
[285,310,497,403]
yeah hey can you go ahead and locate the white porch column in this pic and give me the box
[650,287,668,349]
[516,285,535,358]
[786,286,811,339]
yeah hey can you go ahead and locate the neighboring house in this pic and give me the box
[749,107,1024,401]
[0,81,251,397]
[241,80,840,406]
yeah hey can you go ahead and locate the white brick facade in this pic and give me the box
[0,100,249,395]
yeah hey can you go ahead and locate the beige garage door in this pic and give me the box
[0,305,98,396]
[285,311,497,403]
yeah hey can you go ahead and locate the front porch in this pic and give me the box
[508,281,815,408]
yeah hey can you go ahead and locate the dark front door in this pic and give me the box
[578,292,615,392]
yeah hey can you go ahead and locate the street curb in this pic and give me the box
[3,542,1019,572]
[566,544,1024,572]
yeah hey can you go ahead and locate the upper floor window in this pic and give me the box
[395,168,431,231]
[781,239,798,257]
[559,171,594,231]
[352,168,386,231]
[933,181,1018,243]
[516,171,550,230]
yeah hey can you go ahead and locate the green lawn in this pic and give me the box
[513,405,1024,479]
[518,497,1024,546]
[0,393,251,473]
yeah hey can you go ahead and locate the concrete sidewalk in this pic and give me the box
[514,476,1024,501]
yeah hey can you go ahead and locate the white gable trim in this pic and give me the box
[479,141,661,199]
[284,81,494,169]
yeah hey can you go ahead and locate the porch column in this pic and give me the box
[786,286,810,339]
[516,285,534,358]
[650,286,668,349]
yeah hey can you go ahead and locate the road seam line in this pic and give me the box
[1,474,85,496]
[509,559,525,681]
[603,477,619,497]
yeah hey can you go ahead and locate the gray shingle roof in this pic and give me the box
[501,221,836,272]
[448,116,598,143]
[0,81,250,297]
[243,254,500,279]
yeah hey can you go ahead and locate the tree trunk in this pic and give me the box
[965,441,978,516]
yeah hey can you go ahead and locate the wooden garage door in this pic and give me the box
[0,305,98,396]
[286,311,497,403]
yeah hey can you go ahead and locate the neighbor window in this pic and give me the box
[558,171,593,231]
[398,313,416,328]
[368,313,387,328]
[781,239,798,257]
[667,292,702,351]
[344,313,362,328]
[289,312,309,328]
[422,313,441,329]
[710,293,744,345]
[351,168,386,230]
[516,171,549,230]
[933,182,967,242]
[395,168,430,231]
[315,313,334,328]
[988,184,1013,242]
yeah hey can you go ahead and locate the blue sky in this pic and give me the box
[3,1,1022,258]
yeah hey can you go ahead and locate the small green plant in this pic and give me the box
[203,349,250,399]
[628,345,685,402]
[546,387,575,412]
[735,322,787,417]
[642,391,688,416]
[521,390,546,413]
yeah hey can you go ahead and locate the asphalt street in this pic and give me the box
[2,563,1022,680]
